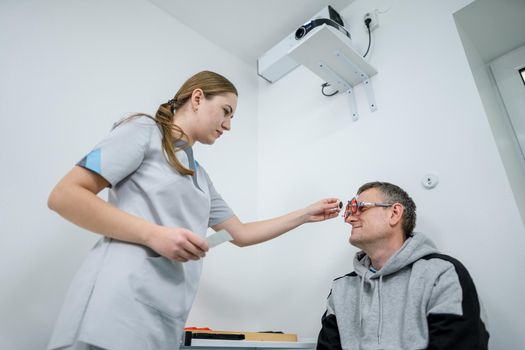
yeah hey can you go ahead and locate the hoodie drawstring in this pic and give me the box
[359,270,384,344]
[377,274,383,344]
[358,270,367,331]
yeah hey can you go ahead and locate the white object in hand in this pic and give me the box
[205,229,233,248]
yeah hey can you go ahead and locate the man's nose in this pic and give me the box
[345,213,359,224]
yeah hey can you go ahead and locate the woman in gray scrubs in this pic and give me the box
[47,71,341,350]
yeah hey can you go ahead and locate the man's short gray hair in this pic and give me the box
[357,181,417,239]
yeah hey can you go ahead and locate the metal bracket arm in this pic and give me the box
[334,50,377,112]
[317,61,359,120]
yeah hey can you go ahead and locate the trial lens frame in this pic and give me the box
[343,197,394,218]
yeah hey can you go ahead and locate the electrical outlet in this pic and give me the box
[363,10,379,31]
[421,174,439,189]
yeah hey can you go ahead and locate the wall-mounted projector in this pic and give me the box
[257,5,350,83]
[294,7,350,40]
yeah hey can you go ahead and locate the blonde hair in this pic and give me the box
[126,71,237,176]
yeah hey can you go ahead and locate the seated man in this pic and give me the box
[317,181,489,350]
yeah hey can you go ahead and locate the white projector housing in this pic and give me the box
[257,6,350,83]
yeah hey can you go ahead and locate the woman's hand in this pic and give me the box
[146,227,209,262]
[302,198,341,223]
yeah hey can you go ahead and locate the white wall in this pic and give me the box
[256,0,525,348]
[3,0,525,349]
[0,0,258,349]
[454,0,525,230]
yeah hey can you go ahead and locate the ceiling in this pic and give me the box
[454,0,525,63]
[148,0,353,65]
[148,0,525,67]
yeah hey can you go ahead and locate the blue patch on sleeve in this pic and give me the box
[85,148,102,174]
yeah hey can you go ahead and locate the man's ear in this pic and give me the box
[389,203,404,227]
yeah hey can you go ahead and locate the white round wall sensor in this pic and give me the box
[421,174,439,189]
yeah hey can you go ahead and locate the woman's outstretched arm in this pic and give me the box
[212,198,341,247]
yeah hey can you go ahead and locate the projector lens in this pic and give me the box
[295,27,307,40]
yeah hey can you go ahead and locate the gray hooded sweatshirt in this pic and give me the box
[317,233,488,350]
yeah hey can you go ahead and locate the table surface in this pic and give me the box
[180,338,316,349]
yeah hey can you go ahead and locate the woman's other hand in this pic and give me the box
[147,227,209,262]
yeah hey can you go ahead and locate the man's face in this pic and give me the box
[345,188,393,248]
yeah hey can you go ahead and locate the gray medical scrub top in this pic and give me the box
[48,116,234,350]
